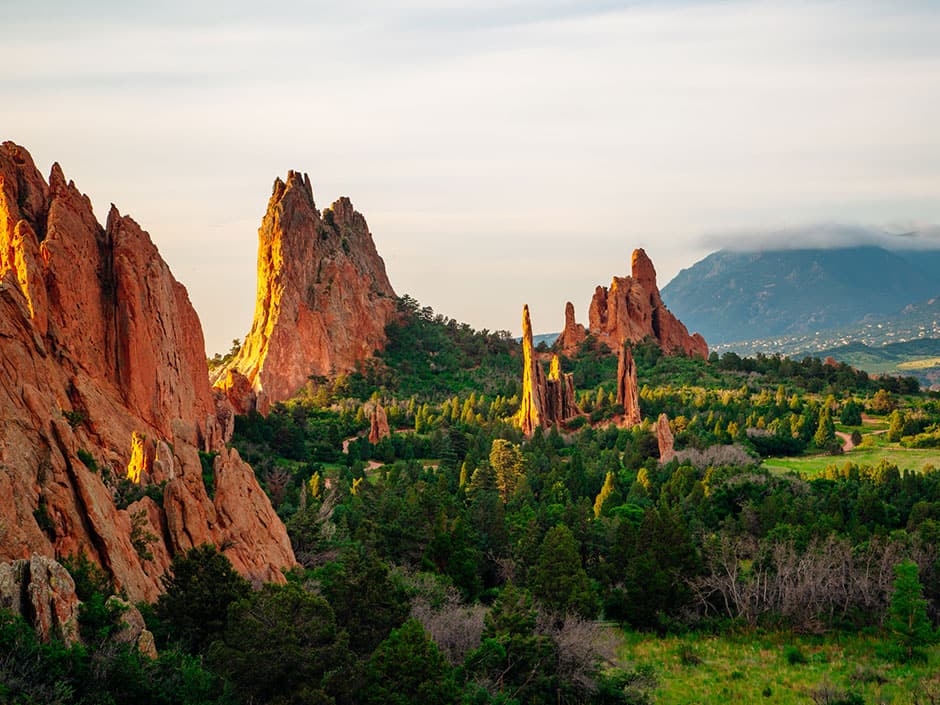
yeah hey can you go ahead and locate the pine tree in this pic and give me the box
[529,524,597,617]
[813,406,835,448]
[887,560,935,661]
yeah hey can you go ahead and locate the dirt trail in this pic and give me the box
[835,431,855,452]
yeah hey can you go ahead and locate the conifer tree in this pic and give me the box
[887,560,935,661]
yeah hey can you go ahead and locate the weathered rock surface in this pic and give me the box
[559,249,708,359]
[616,345,641,428]
[656,413,676,463]
[217,173,397,413]
[555,301,586,352]
[108,595,158,658]
[515,306,580,436]
[0,142,295,602]
[0,555,80,644]
[368,401,390,444]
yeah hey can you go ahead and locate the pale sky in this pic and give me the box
[4,0,940,353]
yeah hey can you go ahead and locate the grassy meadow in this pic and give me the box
[620,630,940,705]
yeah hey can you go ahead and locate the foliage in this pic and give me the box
[0,608,231,705]
[347,295,519,400]
[886,560,936,662]
[208,582,355,705]
[154,544,252,654]
[361,619,460,705]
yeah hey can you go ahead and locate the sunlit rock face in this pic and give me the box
[558,248,708,359]
[0,142,295,601]
[217,172,397,414]
[515,306,580,437]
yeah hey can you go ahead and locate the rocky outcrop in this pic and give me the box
[368,401,390,444]
[555,301,586,352]
[515,306,580,436]
[107,595,158,658]
[616,345,641,428]
[656,413,676,463]
[558,249,707,359]
[0,142,295,602]
[0,555,80,644]
[217,173,397,413]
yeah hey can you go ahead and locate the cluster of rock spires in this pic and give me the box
[515,305,581,436]
[215,171,397,414]
[515,248,704,448]
[556,248,708,359]
[0,142,294,603]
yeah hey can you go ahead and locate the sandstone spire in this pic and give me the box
[218,172,397,413]
[616,344,641,428]
[515,306,580,436]
[656,413,676,462]
[515,305,546,436]
[0,142,295,601]
[559,248,707,359]
[369,401,390,444]
[555,301,586,352]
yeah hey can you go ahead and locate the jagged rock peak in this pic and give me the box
[218,172,397,413]
[558,248,708,359]
[0,143,295,601]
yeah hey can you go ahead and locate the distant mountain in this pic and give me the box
[661,246,940,344]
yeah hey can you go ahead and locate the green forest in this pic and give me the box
[5,297,940,705]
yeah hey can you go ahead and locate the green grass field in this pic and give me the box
[620,630,940,705]
[763,445,940,476]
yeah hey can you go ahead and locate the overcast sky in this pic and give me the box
[4,0,940,352]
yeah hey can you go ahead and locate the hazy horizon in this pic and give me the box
[5,0,940,353]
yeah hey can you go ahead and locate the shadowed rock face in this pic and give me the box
[616,345,641,428]
[369,401,390,444]
[515,306,580,436]
[0,555,80,644]
[656,413,676,463]
[558,248,708,359]
[218,172,397,413]
[0,142,295,601]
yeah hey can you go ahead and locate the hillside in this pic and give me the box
[662,246,940,344]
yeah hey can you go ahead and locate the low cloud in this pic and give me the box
[700,222,940,252]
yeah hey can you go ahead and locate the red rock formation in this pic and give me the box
[0,142,295,601]
[560,249,707,359]
[656,413,676,463]
[515,306,580,436]
[616,345,641,428]
[555,301,586,352]
[515,305,547,436]
[368,401,390,444]
[218,173,397,413]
